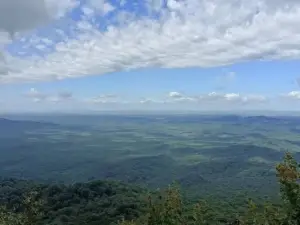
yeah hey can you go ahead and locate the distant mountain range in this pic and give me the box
[0,118,59,137]
[0,117,57,128]
[1,114,300,126]
[2,110,300,117]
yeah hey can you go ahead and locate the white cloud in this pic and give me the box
[6,89,300,112]
[0,0,300,82]
[45,0,79,19]
[165,91,267,104]
[167,91,196,102]
[281,91,300,100]
[168,91,183,99]
[243,94,268,103]
[224,93,241,101]
[0,0,77,38]
[140,98,165,104]
[81,91,268,106]
[198,92,267,104]
[25,88,48,102]
[88,0,115,16]
[24,88,73,103]
[21,89,270,107]
[140,98,152,104]
[86,94,121,104]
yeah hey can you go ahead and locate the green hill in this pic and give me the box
[0,179,147,225]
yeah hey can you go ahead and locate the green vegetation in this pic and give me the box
[2,115,300,200]
[1,115,300,224]
[0,179,147,225]
[0,152,299,225]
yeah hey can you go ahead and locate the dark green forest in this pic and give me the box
[1,115,300,224]
[0,152,299,225]
[0,179,148,225]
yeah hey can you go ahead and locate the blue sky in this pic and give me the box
[2,60,299,95]
[1,60,300,113]
[1,0,300,112]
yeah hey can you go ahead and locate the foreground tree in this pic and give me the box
[1,152,300,225]
[276,152,300,224]
[120,152,300,225]
[0,191,43,225]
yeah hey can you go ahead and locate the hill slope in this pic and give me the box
[0,178,147,225]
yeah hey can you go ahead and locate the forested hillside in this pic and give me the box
[0,152,300,225]
[2,115,300,201]
[0,179,147,225]
[1,115,300,224]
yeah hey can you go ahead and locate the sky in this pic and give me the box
[1,0,300,113]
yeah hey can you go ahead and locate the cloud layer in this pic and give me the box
[164,91,268,105]
[0,0,77,36]
[25,88,73,102]
[0,88,298,113]
[24,89,270,105]
[1,0,300,83]
[281,91,300,100]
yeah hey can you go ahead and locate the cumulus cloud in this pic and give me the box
[140,98,166,104]
[86,0,115,16]
[22,88,270,107]
[86,94,121,104]
[12,89,300,112]
[82,91,268,106]
[0,0,77,37]
[167,91,196,102]
[24,88,73,102]
[25,88,48,102]
[168,91,183,99]
[198,92,267,104]
[281,91,300,100]
[0,0,78,79]
[242,94,268,103]
[165,91,267,104]
[0,0,300,83]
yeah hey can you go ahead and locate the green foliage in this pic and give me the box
[118,152,300,225]
[1,115,299,200]
[0,180,147,225]
[0,191,42,225]
[0,206,24,225]
[275,152,300,224]
[1,152,300,225]
[1,116,300,224]
[147,185,184,225]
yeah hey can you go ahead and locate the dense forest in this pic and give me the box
[2,115,300,202]
[0,152,299,225]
